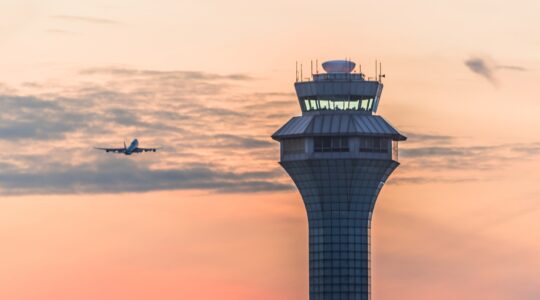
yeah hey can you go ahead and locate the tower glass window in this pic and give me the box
[314,136,349,152]
[282,138,304,154]
[359,137,390,153]
[302,98,373,112]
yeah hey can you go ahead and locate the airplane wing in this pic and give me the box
[95,147,126,153]
[132,147,159,153]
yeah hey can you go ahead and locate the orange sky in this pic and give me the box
[1,1,540,299]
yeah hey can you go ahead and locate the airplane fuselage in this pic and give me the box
[124,139,139,155]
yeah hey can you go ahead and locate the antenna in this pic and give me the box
[375,60,378,81]
[296,61,298,82]
[379,61,382,82]
[379,61,386,82]
[300,64,303,82]
[316,59,319,74]
[311,60,313,76]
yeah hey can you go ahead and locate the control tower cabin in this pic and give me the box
[272,60,406,300]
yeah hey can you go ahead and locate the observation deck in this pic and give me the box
[295,60,384,115]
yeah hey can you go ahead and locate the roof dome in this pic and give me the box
[322,60,355,73]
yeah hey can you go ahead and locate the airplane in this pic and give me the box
[95,138,159,155]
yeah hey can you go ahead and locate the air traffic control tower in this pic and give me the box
[272,60,406,300]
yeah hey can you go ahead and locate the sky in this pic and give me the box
[1,0,540,299]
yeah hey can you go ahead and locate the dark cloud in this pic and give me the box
[2,65,537,196]
[511,143,540,155]
[498,65,527,71]
[0,95,87,140]
[51,15,119,25]
[388,176,479,185]
[400,146,491,158]
[0,67,284,195]
[465,57,496,83]
[0,158,292,195]
[211,134,273,149]
[465,56,527,84]
[404,132,453,144]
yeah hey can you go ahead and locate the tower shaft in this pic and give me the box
[282,159,398,299]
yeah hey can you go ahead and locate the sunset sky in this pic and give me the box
[1,1,540,299]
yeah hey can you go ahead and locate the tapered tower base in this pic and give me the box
[282,159,398,299]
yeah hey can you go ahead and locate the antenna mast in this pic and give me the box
[375,60,377,81]
[296,61,298,82]
[379,61,382,82]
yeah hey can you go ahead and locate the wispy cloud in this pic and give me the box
[46,29,79,35]
[0,67,286,195]
[0,159,291,195]
[393,131,540,184]
[464,56,527,84]
[2,67,538,194]
[51,15,119,25]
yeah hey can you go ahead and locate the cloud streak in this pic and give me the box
[0,158,292,195]
[51,15,119,25]
[0,67,288,195]
[464,56,527,84]
[2,66,538,194]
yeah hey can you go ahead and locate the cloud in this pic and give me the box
[51,15,119,25]
[465,57,496,83]
[464,56,527,84]
[46,29,79,35]
[79,67,254,81]
[404,132,453,144]
[0,95,87,140]
[498,65,527,71]
[0,67,287,196]
[0,156,292,195]
[388,176,478,185]
[2,67,537,195]
[400,145,491,158]
[394,133,540,184]
[511,143,540,155]
[211,134,273,149]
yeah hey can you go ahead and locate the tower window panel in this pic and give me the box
[314,137,350,152]
[283,138,305,154]
[360,99,369,111]
[359,137,390,153]
[320,100,330,110]
[305,100,311,111]
[301,99,374,111]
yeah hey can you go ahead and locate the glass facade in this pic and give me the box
[281,159,399,300]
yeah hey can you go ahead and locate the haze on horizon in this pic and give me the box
[1,1,540,299]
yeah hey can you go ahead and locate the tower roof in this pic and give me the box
[272,114,406,141]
